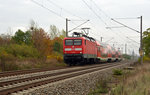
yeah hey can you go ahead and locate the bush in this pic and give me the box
[113,69,123,75]
[6,44,40,58]
[0,44,40,59]
[143,56,150,62]
[4,62,19,71]
[47,52,63,63]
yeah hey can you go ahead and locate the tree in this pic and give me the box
[0,34,11,46]
[143,28,150,57]
[49,25,60,39]
[53,37,63,54]
[53,41,61,52]
[32,28,52,56]
[12,29,32,45]
[59,29,66,39]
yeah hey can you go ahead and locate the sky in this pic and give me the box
[0,0,150,55]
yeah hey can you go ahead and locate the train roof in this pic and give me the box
[64,32,121,52]
[64,32,96,42]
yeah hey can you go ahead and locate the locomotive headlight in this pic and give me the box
[65,48,71,51]
[75,48,82,51]
[80,52,82,54]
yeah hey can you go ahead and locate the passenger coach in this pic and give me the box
[63,32,122,65]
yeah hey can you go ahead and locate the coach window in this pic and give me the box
[85,40,86,45]
[65,40,73,45]
[98,47,100,52]
[74,39,82,45]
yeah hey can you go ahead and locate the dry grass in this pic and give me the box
[88,62,150,95]
[111,62,150,95]
[0,58,66,72]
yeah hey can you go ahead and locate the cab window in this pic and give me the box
[74,39,82,45]
[65,40,73,45]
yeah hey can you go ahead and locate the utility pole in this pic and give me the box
[140,16,143,64]
[66,18,69,37]
[100,37,103,42]
[132,49,135,60]
[113,44,115,47]
[125,44,127,54]
[111,16,143,64]
[66,19,89,37]
[121,47,123,54]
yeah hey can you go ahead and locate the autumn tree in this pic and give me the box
[12,29,32,45]
[0,34,11,46]
[143,28,150,57]
[52,29,66,54]
[32,28,52,56]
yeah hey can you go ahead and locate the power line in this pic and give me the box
[83,0,130,44]
[88,0,140,52]
[82,0,108,26]
[69,20,89,32]
[31,0,65,19]
[90,0,111,19]
[113,17,139,19]
[47,0,84,20]
[88,0,139,43]
[111,18,140,33]
[126,37,140,44]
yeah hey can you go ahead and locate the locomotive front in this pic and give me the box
[63,37,84,65]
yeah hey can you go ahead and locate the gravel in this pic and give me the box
[13,63,129,95]
[0,66,86,82]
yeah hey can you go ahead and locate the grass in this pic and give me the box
[88,61,150,95]
[0,58,66,71]
[113,69,123,75]
[88,78,109,95]
[111,62,150,95]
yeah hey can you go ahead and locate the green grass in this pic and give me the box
[113,69,123,75]
[88,79,109,95]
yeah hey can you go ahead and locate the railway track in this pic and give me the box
[0,67,67,78]
[0,62,129,95]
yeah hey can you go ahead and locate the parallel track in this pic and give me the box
[0,67,67,78]
[0,62,128,95]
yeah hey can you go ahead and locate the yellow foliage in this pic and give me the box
[47,54,63,62]
[0,50,9,59]
[143,56,150,61]
[56,56,63,62]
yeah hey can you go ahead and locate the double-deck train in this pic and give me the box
[63,32,122,65]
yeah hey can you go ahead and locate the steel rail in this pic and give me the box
[0,63,118,87]
[0,63,128,95]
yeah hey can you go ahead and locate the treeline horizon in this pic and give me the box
[0,20,66,71]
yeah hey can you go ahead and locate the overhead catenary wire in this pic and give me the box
[126,37,140,44]
[83,0,139,54]
[31,0,90,33]
[82,0,108,26]
[31,0,66,19]
[82,0,129,44]
[31,0,139,54]
[69,20,89,32]
[90,0,111,19]
[89,0,140,45]
[46,0,84,20]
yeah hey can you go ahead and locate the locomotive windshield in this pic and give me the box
[65,40,73,45]
[65,39,82,46]
[74,40,82,45]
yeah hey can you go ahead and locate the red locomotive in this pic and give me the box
[63,32,122,65]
